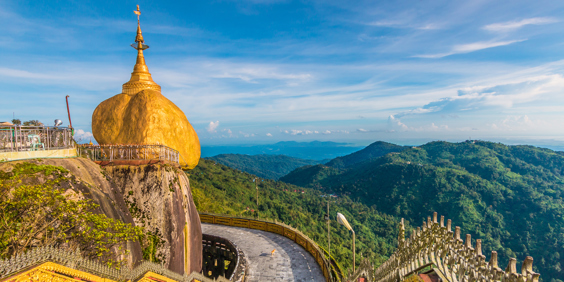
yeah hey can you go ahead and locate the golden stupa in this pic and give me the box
[92,6,200,169]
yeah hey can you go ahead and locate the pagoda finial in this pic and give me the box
[134,5,144,44]
[122,5,161,95]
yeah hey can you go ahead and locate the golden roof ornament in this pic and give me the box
[122,5,161,95]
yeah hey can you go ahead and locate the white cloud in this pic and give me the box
[366,20,440,30]
[282,129,323,135]
[494,115,535,130]
[453,40,526,53]
[266,133,272,136]
[288,130,306,135]
[212,65,312,83]
[397,74,564,119]
[221,128,233,137]
[357,128,368,132]
[207,121,219,133]
[414,39,526,59]
[483,17,558,32]
[388,115,408,130]
[74,129,93,143]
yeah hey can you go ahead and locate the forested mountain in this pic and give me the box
[325,141,406,169]
[187,158,403,275]
[280,141,406,187]
[281,140,564,281]
[207,154,324,180]
[279,164,341,188]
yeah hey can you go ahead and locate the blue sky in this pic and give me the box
[2,0,564,148]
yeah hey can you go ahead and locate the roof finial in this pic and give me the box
[122,5,161,95]
[134,5,141,21]
[134,5,144,44]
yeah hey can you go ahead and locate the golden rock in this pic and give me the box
[92,8,200,169]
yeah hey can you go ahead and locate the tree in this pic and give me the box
[10,119,21,125]
[0,162,142,268]
[22,120,43,126]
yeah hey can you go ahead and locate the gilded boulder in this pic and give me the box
[91,15,200,169]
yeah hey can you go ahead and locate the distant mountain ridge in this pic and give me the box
[280,141,406,186]
[325,141,406,169]
[207,154,324,180]
[280,140,564,281]
[201,141,363,160]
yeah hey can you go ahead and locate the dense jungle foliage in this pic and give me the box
[208,154,323,180]
[282,140,564,282]
[188,158,405,276]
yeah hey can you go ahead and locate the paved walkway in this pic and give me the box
[202,223,325,282]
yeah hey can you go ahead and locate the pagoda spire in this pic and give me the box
[122,5,161,95]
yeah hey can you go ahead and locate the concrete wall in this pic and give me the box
[0,148,77,161]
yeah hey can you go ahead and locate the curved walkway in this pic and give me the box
[202,223,325,282]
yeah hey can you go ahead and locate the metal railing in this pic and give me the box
[199,212,342,282]
[0,126,74,152]
[78,144,180,164]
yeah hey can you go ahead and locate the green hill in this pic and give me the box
[325,141,406,169]
[187,158,404,275]
[282,140,564,281]
[207,154,324,180]
[279,164,341,188]
[280,141,405,187]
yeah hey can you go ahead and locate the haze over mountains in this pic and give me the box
[205,140,564,281]
[205,141,403,180]
[201,141,363,160]
[208,154,324,180]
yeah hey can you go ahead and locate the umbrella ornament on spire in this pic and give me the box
[132,5,148,50]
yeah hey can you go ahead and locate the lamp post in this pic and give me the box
[254,178,258,207]
[327,200,330,258]
[337,212,355,273]
[322,196,334,259]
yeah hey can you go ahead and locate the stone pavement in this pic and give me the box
[202,223,325,282]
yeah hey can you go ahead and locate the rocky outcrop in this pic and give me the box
[0,158,202,275]
[104,163,202,274]
[0,158,143,268]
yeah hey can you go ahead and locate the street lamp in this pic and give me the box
[322,195,334,259]
[253,178,258,207]
[337,212,355,273]
[324,200,331,259]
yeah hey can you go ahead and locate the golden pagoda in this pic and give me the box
[92,5,201,169]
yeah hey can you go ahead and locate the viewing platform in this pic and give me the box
[0,125,75,161]
[78,144,181,166]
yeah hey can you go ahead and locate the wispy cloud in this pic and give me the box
[483,17,557,32]
[414,39,526,58]
[213,66,312,83]
[366,20,441,30]
[386,71,564,133]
